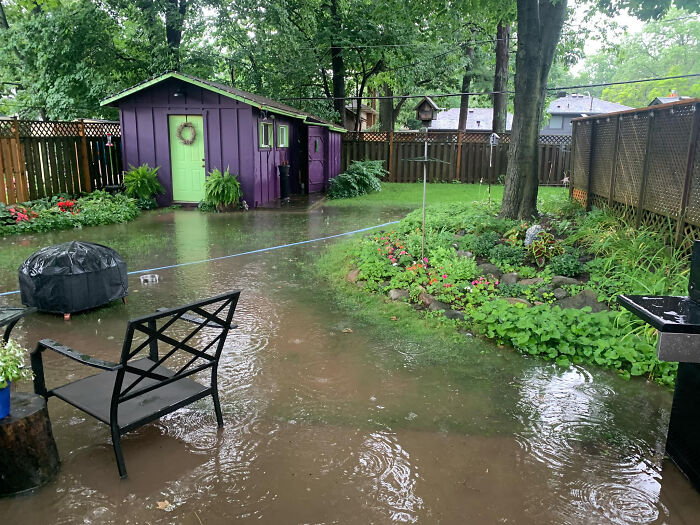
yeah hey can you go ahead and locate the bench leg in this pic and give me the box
[111,426,127,478]
[212,390,224,428]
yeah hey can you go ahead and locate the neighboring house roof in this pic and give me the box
[649,95,692,105]
[548,94,631,115]
[431,107,513,131]
[101,71,346,133]
[345,102,377,115]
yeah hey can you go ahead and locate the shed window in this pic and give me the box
[259,121,273,148]
[549,115,563,129]
[277,125,289,148]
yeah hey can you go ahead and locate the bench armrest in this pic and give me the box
[34,339,120,371]
[156,309,237,330]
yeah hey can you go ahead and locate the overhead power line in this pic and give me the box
[278,73,700,101]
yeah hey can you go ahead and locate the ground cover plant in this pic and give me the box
[0,191,140,235]
[326,160,387,200]
[320,189,683,387]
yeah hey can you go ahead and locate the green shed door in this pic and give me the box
[169,115,205,202]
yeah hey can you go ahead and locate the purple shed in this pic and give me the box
[100,72,345,207]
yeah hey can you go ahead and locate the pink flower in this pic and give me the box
[423,258,428,263]
[442,274,448,279]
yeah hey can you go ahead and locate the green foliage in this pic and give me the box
[327,160,387,200]
[489,243,525,269]
[0,339,34,389]
[549,253,584,277]
[470,231,501,257]
[528,232,565,266]
[472,300,676,386]
[0,191,139,235]
[203,169,242,207]
[123,164,164,202]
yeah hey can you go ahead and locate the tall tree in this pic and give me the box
[499,0,567,219]
[492,21,510,133]
[457,35,476,131]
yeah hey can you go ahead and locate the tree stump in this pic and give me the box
[0,392,59,496]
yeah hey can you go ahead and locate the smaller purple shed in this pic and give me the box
[101,72,345,207]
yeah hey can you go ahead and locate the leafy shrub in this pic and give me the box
[497,282,523,297]
[489,243,525,269]
[0,339,33,388]
[327,160,387,199]
[549,253,584,277]
[204,168,242,208]
[123,164,164,204]
[0,191,139,235]
[470,231,501,257]
[528,231,565,266]
[472,300,676,385]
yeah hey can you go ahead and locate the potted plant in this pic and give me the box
[203,168,243,212]
[0,339,33,420]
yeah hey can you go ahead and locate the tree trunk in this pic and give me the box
[165,0,188,69]
[457,41,475,131]
[499,0,567,219]
[492,22,510,134]
[330,0,345,121]
[379,84,393,132]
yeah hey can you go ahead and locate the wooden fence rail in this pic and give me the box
[0,119,123,205]
[341,131,571,186]
[570,98,700,249]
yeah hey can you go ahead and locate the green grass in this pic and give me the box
[324,182,568,209]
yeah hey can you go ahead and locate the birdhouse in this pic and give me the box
[415,97,439,127]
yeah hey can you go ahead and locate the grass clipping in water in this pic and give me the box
[316,199,680,387]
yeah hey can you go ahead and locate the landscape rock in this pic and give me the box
[504,297,531,307]
[455,229,466,237]
[519,277,544,286]
[524,225,544,246]
[557,289,607,312]
[444,309,465,321]
[419,291,435,307]
[347,269,360,283]
[553,287,568,300]
[457,250,473,259]
[534,301,545,306]
[477,263,502,278]
[388,289,410,301]
[501,272,519,285]
[551,275,580,287]
[356,280,367,288]
[429,300,450,312]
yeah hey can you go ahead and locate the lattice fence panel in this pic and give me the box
[613,113,648,207]
[642,105,694,217]
[686,110,700,226]
[0,120,13,138]
[589,117,617,200]
[571,120,592,192]
[539,135,572,146]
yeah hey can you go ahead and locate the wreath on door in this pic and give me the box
[176,121,196,145]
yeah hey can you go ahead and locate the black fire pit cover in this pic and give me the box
[18,241,128,315]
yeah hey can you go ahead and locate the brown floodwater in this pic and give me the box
[1,205,700,524]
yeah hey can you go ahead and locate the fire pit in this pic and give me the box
[19,241,128,319]
[619,240,700,491]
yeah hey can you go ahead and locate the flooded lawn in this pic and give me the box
[1,206,700,524]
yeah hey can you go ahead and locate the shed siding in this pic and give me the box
[328,131,342,180]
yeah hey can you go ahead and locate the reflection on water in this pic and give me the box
[1,206,700,524]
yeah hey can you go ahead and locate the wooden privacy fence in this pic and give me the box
[341,131,571,186]
[570,98,700,248]
[0,118,123,204]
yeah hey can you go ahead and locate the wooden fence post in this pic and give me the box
[455,131,464,182]
[585,120,597,211]
[11,117,28,202]
[675,102,700,246]
[636,111,656,227]
[77,120,92,193]
[608,114,621,206]
[569,122,577,200]
[388,131,394,181]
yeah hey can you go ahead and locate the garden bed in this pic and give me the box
[0,191,140,236]
[320,197,685,386]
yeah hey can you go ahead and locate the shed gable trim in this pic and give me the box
[101,72,346,133]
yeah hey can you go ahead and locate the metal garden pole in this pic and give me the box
[422,126,428,260]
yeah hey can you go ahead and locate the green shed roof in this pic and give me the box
[101,72,346,133]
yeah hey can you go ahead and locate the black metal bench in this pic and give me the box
[30,291,240,478]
